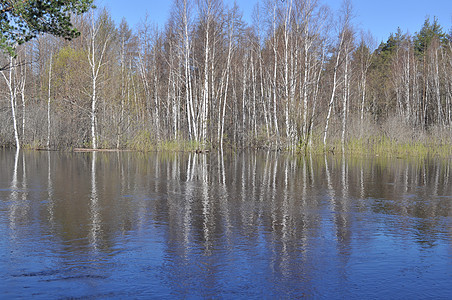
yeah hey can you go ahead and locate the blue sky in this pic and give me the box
[101,0,451,43]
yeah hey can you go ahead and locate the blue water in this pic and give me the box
[0,150,451,299]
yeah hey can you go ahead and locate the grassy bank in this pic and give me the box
[338,137,452,158]
[13,135,452,158]
[7,117,452,158]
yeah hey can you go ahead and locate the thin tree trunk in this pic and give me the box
[323,6,349,147]
[434,47,443,126]
[251,54,257,140]
[219,11,234,148]
[308,47,325,147]
[272,2,279,144]
[341,50,350,146]
[302,25,310,143]
[283,1,292,142]
[323,57,340,147]
[47,53,53,149]
[201,10,210,145]
[259,51,270,140]
[241,53,248,146]
[19,52,27,141]
[1,56,20,149]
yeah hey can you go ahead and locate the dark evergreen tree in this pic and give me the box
[414,16,446,55]
[0,0,95,56]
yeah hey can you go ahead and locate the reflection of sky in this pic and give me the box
[0,151,451,298]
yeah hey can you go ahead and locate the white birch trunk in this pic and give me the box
[201,11,210,145]
[251,54,257,139]
[302,20,310,142]
[341,50,350,146]
[404,45,411,122]
[434,47,443,126]
[323,7,349,147]
[1,56,20,149]
[283,1,292,141]
[47,53,53,149]
[323,48,342,147]
[259,53,270,139]
[241,54,248,145]
[153,51,160,141]
[18,52,27,140]
[219,11,234,148]
[272,2,279,141]
[90,16,98,149]
[182,0,197,141]
[88,13,111,150]
[308,47,325,147]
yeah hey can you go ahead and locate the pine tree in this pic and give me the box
[0,0,94,56]
[414,16,446,55]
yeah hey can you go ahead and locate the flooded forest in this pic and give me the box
[1,1,452,298]
[1,0,452,152]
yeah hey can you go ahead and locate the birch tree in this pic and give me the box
[87,10,112,149]
[1,55,20,148]
[323,0,352,147]
[282,0,293,143]
[16,50,27,140]
[295,0,328,145]
[47,53,53,149]
[355,32,374,123]
[173,0,197,141]
[341,25,354,146]
[218,5,240,147]
[197,0,222,145]
[266,0,280,144]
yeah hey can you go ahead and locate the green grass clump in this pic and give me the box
[158,139,205,152]
[343,136,452,158]
[294,133,452,158]
[127,130,155,151]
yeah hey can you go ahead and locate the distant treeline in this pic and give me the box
[1,0,451,151]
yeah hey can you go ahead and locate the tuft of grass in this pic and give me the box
[294,132,452,158]
[127,130,155,151]
[341,136,452,158]
[22,140,45,150]
[158,139,204,152]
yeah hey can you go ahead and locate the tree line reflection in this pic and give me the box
[0,150,451,296]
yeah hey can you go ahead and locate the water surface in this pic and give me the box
[0,150,451,298]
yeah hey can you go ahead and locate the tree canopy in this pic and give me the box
[1,1,452,151]
[0,0,94,56]
[414,16,446,55]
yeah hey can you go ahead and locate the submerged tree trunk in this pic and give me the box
[47,53,53,149]
[88,12,111,150]
[200,5,210,146]
[341,48,350,146]
[1,56,21,149]
[219,7,235,148]
[271,1,279,145]
[323,1,351,148]
[323,62,339,147]
[18,51,27,142]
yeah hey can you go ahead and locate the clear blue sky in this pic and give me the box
[101,0,451,43]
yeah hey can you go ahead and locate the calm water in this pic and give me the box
[0,150,451,299]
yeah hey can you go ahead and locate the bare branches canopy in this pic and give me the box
[1,0,451,151]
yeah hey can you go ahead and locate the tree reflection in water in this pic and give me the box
[0,150,451,298]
